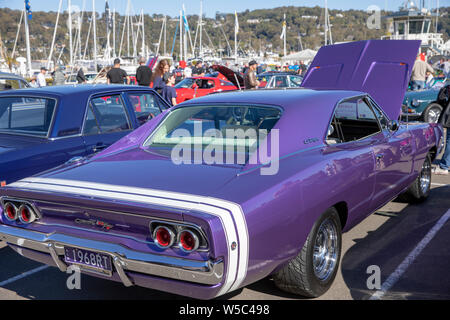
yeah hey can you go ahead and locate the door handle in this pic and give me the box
[92,143,108,153]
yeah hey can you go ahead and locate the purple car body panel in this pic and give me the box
[0,41,444,299]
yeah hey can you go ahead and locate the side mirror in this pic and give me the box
[389,120,400,132]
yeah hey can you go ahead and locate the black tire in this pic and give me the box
[403,153,432,203]
[423,103,443,123]
[273,207,342,297]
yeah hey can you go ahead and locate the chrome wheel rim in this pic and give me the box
[420,159,431,194]
[427,108,441,123]
[313,218,338,281]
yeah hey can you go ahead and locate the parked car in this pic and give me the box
[174,76,237,104]
[257,72,303,88]
[0,85,170,185]
[402,79,449,123]
[0,40,444,299]
[0,72,29,90]
[66,72,103,84]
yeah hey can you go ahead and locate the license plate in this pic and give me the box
[64,247,112,276]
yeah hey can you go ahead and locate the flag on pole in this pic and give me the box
[280,14,286,39]
[25,0,32,20]
[235,11,239,35]
[182,4,190,32]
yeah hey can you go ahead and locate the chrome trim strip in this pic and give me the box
[0,225,223,286]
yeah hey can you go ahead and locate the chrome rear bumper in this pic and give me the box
[0,224,223,286]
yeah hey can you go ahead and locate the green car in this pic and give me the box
[402,79,449,123]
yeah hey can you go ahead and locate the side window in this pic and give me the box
[207,80,215,88]
[367,98,389,130]
[83,104,101,135]
[289,76,302,87]
[275,76,288,88]
[84,95,131,134]
[127,92,164,126]
[327,97,381,144]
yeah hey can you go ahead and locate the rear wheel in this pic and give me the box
[423,103,443,123]
[403,154,432,203]
[273,207,342,297]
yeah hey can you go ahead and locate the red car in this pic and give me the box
[174,77,237,104]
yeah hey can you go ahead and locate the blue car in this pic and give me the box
[0,85,170,185]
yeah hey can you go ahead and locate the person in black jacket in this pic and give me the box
[76,67,87,84]
[136,57,152,86]
[434,87,450,175]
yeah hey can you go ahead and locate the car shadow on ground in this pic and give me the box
[340,185,450,300]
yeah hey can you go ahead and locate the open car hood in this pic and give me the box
[211,65,244,89]
[301,40,421,120]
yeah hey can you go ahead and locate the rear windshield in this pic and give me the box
[0,97,56,136]
[143,105,282,163]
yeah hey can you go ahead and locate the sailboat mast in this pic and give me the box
[199,0,203,58]
[12,9,24,59]
[180,11,183,61]
[68,0,73,66]
[141,9,145,57]
[324,0,328,45]
[47,0,63,69]
[92,0,97,68]
[23,2,32,76]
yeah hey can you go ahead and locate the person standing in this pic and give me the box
[244,60,260,90]
[52,66,66,86]
[161,72,177,107]
[192,61,205,77]
[433,103,450,175]
[410,55,434,90]
[135,57,152,86]
[107,58,130,85]
[151,59,170,94]
[37,67,47,88]
[76,67,87,84]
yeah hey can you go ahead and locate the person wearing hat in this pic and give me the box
[37,67,47,88]
[244,60,260,90]
[136,57,152,86]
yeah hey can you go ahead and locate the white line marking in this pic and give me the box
[0,265,49,287]
[431,183,449,187]
[369,209,450,300]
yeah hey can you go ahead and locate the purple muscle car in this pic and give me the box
[0,40,445,299]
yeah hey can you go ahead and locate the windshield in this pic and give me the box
[0,97,57,136]
[174,78,196,89]
[143,105,282,164]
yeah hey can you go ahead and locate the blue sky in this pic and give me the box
[0,1,439,18]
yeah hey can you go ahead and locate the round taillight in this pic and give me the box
[153,226,175,249]
[4,202,17,221]
[18,204,35,224]
[179,230,199,252]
